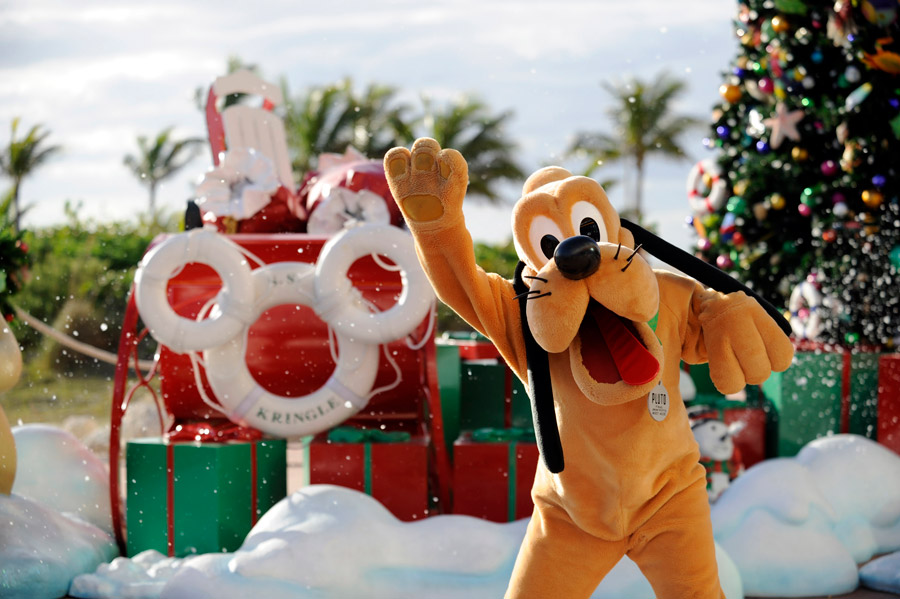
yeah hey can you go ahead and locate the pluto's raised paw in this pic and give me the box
[384,138,468,223]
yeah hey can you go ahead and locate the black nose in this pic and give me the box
[555,235,601,280]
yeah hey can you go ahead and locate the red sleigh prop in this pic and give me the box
[109,233,452,555]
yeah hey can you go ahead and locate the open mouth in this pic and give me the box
[578,299,660,386]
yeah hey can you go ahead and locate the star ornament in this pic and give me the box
[763,103,805,149]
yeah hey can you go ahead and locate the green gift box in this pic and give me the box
[126,438,287,557]
[460,360,532,431]
[762,350,881,456]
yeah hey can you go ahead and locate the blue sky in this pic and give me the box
[1,0,735,249]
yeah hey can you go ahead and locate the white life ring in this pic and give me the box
[134,230,255,353]
[789,279,824,340]
[203,261,380,437]
[314,224,434,344]
[687,159,728,215]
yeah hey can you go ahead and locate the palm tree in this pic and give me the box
[422,96,525,203]
[568,72,700,222]
[0,118,61,232]
[283,78,415,174]
[123,127,202,214]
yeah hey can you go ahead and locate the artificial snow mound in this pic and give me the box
[69,485,743,599]
[12,424,112,534]
[711,434,900,597]
[796,434,900,562]
[0,493,117,599]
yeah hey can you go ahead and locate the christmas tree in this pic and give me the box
[694,0,900,347]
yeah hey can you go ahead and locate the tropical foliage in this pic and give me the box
[0,118,61,232]
[0,189,30,318]
[123,127,203,214]
[282,80,523,203]
[568,72,699,222]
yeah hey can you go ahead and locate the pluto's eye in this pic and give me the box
[580,218,601,242]
[522,215,564,268]
[570,201,608,244]
[540,235,559,259]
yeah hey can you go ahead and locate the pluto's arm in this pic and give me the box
[384,139,527,378]
[658,270,794,395]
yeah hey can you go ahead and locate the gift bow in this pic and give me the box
[327,426,412,444]
[166,421,264,443]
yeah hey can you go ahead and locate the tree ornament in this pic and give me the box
[862,189,884,207]
[889,245,900,269]
[845,83,873,111]
[732,231,746,247]
[719,84,742,104]
[716,255,734,269]
[872,174,886,187]
[771,15,791,33]
[753,203,769,220]
[844,66,861,84]
[726,196,748,214]
[791,147,809,161]
[756,140,772,153]
[820,160,839,176]
[697,238,712,252]
[763,103,805,148]
[798,204,812,216]
[861,0,897,26]
[841,141,862,172]
[770,193,787,210]
[687,159,728,214]
[823,229,837,242]
[758,77,775,95]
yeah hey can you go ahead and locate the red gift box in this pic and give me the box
[452,430,538,522]
[878,354,900,456]
[306,429,430,521]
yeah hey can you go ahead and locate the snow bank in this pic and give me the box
[12,424,112,533]
[0,493,117,599]
[796,434,900,562]
[712,434,900,597]
[70,485,743,599]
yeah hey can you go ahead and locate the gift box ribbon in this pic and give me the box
[164,436,263,557]
[326,427,413,495]
[470,427,536,520]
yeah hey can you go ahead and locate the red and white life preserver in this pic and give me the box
[687,159,728,215]
[134,230,255,354]
[133,223,434,437]
[203,262,380,437]
[314,224,435,344]
[789,279,824,340]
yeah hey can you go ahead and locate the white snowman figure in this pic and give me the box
[691,417,745,502]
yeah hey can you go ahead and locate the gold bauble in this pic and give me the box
[791,147,809,161]
[719,84,742,104]
[734,179,750,196]
[771,15,790,33]
[862,189,884,208]
[770,193,787,210]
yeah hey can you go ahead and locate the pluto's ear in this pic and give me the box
[522,166,573,195]
[618,226,636,249]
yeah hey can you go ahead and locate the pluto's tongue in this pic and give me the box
[582,303,660,386]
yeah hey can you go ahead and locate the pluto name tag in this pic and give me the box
[647,381,669,422]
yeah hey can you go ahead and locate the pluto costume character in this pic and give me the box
[384,139,793,598]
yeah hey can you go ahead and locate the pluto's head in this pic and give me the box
[512,167,664,405]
